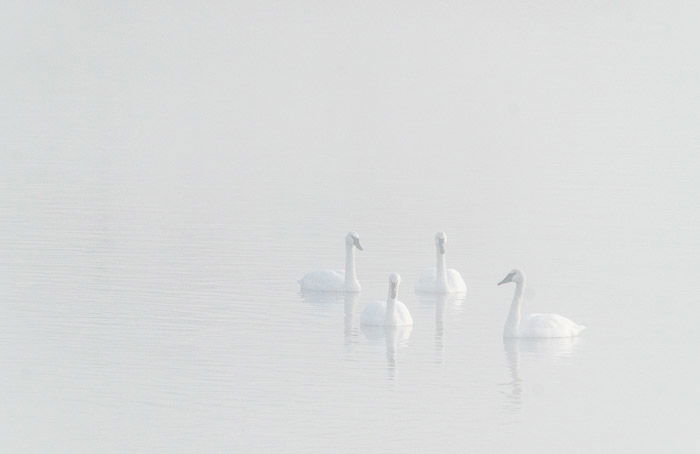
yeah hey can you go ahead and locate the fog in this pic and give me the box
[2,2,699,452]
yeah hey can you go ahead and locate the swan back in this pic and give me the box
[360,300,413,326]
[299,270,345,292]
[518,314,586,338]
[415,267,467,293]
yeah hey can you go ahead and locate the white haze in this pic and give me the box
[2,2,699,452]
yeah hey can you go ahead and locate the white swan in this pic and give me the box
[415,232,467,294]
[498,269,586,338]
[299,232,363,292]
[361,273,413,326]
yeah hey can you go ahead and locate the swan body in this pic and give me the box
[298,270,346,292]
[514,313,585,338]
[361,301,413,327]
[415,232,467,293]
[498,269,585,338]
[415,267,467,293]
[299,232,363,292]
[361,273,413,326]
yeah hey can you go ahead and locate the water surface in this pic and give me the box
[2,2,699,452]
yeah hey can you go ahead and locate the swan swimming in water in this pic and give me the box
[361,273,413,326]
[299,232,363,292]
[415,232,467,294]
[498,269,586,338]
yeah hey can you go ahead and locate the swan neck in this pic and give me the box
[504,280,524,337]
[436,247,448,291]
[385,297,397,325]
[345,243,358,290]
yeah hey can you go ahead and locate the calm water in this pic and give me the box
[2,3,700,452]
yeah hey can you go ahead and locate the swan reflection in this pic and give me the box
[502,339,523,412]
[301,292,359,346]
[361,324,412,379]
[501,337,580,412]
[416,293,465,364]
[343,293,358,344]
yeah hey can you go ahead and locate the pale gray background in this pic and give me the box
[2,2,699,453]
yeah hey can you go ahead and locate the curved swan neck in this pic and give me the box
[344,243,359,290]
[436,246,448,292]
[504,279,525,337]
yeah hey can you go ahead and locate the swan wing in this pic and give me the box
[415,267,467,293]
[299,270,345,292]
[394,301,414,326]
[361,301,386,326]
[521,313,586,338]
[361,300,413,326]
[447,269,467,293]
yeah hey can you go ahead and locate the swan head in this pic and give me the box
[388,272,401,299]
[498,269,525,286]
[435,232,447,254]
[345,231,363,251]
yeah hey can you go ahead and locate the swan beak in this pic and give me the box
[353,238,363,251]
[438,239,446,254]
[498,272,515,286]
[390,282,398,299]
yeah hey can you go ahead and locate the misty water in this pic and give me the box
[2,3,699,452]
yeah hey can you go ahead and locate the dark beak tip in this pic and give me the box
[353,238,363,250]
